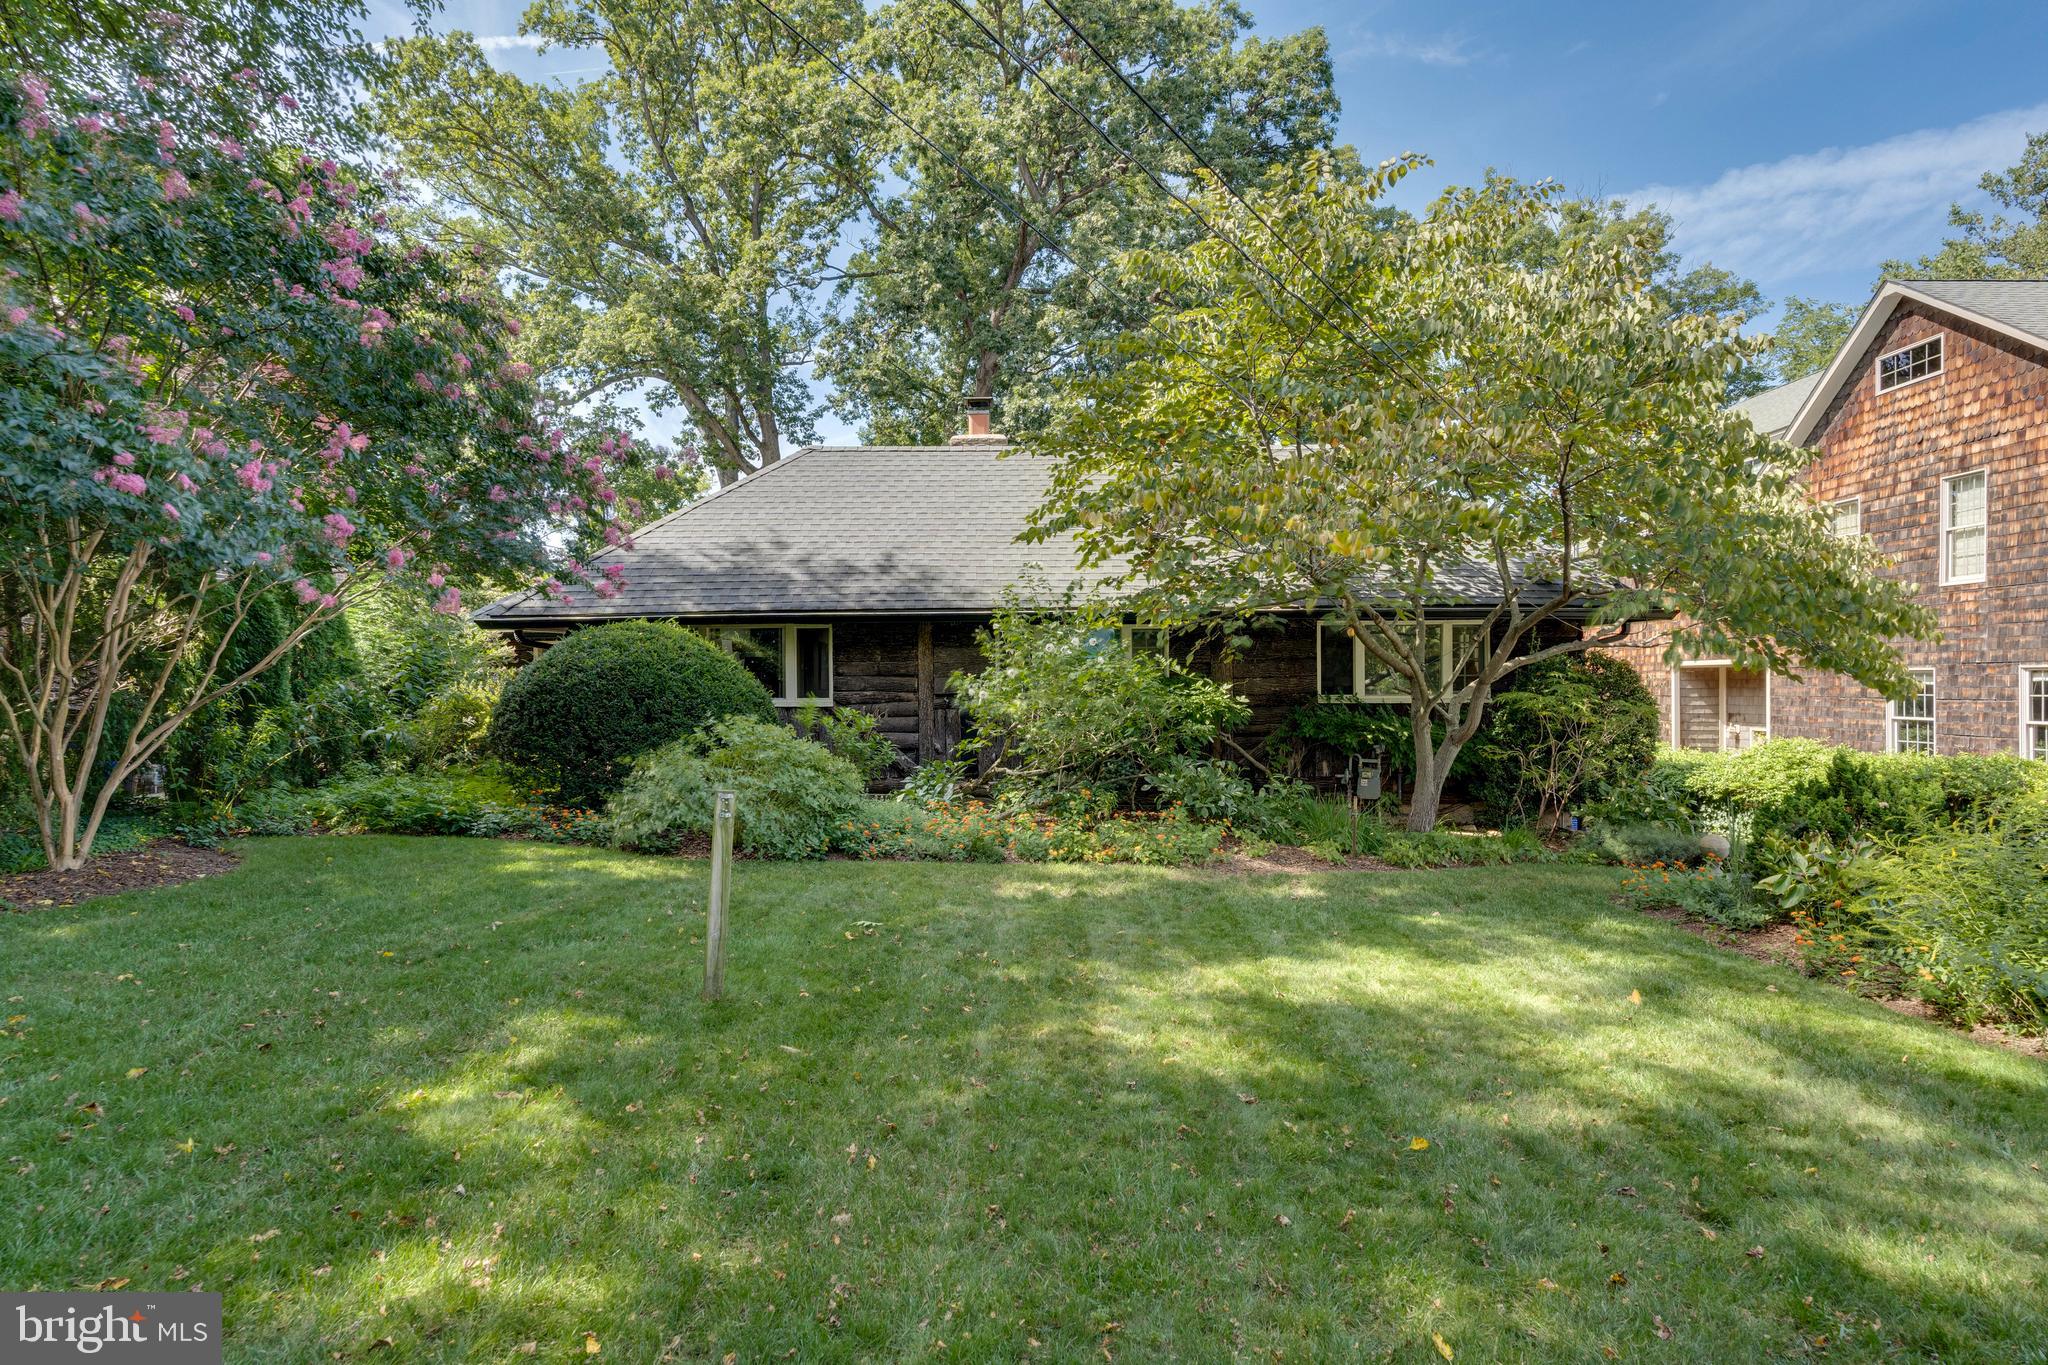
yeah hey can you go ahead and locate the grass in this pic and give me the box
[2,837,2045,1362]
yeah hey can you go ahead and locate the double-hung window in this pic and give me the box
[1887,668,1936,755]
[1942,470,1988,583]
[1317,620,1491,702]
[2025,669,2048,761]
[709,625,832,706]
[1827,497,1861,540]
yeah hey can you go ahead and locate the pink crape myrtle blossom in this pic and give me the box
[1,57,628,873]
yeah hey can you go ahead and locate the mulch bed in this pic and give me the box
[1224,843,1398,874]
[1641,904,2045,1059]
[0,841,241,911]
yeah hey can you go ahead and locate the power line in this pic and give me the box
[1031,0,1475,424]
[746,0,1086,279]
[936,0,1417,384]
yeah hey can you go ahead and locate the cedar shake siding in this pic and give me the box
[1613,280,2048,756]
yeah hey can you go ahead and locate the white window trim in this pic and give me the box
[1316,620,1487,703]
[1875,334,1943,394]
[1939,467,1989,585]
[708,623,833,707]
[1827,495,1862,539]
[2021,665,2048,761]
[1886,667,1937,755]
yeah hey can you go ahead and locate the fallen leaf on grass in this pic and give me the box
[96,1277,128,1290]
[1432,1332,1453,1360]
[1655,1315,1673,1340]
[1627,990,1642,1006]
[125,1067,147,1079]
[1745,1246,1766,1259]
[1409,1137,1431,1151]
[584,1332,601,1355]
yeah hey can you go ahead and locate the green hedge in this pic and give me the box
[487,621,775,805]
[1642,738,2037,864]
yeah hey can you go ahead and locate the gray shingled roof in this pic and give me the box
[1902,278,2048,343]
[475,439,1609,625]
[474,442,1125,623]
[1730,370,1823,437]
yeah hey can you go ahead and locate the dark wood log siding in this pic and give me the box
[826,617,989,772]
[826,614,1584,777]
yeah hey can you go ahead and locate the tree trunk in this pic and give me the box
[1406,705,1441,833]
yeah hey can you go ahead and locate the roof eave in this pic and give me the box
[1783,280,2048,445]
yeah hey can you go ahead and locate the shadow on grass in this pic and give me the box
[1,837,2043,1361]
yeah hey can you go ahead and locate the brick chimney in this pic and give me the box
[949,394,1006,446]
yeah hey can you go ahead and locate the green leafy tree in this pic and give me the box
[1499,187,1771,398]
[0,28,625,868]
[1766,295,1859,383]
[951,602,1249,811]
[822,0,1337,443]
[1030,161,1934,831]
[374,1,879,484]
[1885,130,2048,279]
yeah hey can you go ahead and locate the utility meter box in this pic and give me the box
[1350,755,1382,803]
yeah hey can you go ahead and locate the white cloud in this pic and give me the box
[1626,102,2048,285]
[1338,29,1481,68]
[474,34,545,52]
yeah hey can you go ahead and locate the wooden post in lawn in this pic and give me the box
[703,789,736,1001]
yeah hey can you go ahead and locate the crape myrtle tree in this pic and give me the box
[1029,159,1934,831]
[0,31,639,869]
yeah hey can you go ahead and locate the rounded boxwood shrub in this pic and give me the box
[487,621,775,804]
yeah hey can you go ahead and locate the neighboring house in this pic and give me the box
[1611,278,2048,758]
[473,409,1600,773]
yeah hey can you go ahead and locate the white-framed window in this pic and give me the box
[2024,667,2048,761]
[1083,620,1170,657]
[1827,496,1862,540]
[1876,335,1942,393]
[1941,469,1988,583]
[1887,667,1936,755]
[707,624,832,706]
[1317,620,1491,702]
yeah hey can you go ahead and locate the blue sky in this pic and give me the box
[381,0,2048,443]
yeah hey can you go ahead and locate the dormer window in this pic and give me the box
[1876,336,1942,393]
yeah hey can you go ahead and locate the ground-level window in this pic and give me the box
[1942,470,1987,583]
[1317,620,1491,702]
[2025,668,2048,760]
[1888,667,1936,754]
[707,624,832,706]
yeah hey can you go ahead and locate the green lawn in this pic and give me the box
[2,839,2044,1362]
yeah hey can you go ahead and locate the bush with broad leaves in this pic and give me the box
[0,34,643,868]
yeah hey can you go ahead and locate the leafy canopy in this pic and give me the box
[374,0,879,481]
[822,0,1338,443]
[0,21,628,865]
[1028,159,1932,827]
